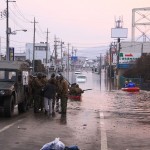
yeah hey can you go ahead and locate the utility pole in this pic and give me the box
[72,46,74,56]
[6,0,16,61]
[60,41,64,69]
[67,43,70,80]
[6,0,9,61]
[46,28,50,74]
[109,43,112,79]
[54,36,57,67]
[0,37,1,60]
[32,17,38,73]
[100,53,102,75]
[74,49,77,56]
[46,28,50,66]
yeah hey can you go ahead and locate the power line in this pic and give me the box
[9,7,28,29]
[12,3,31,23]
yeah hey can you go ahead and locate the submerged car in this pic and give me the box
[76,75,87,83]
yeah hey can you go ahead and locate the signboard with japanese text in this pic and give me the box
[22,71,29,85]
[119,52,141,64]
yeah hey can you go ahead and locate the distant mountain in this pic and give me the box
[77,47,108,59]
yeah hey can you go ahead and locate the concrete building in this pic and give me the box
[25,42,51,68]
[14,52,26,61]
[113,41,150,88]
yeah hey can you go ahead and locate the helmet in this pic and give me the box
[37,72,42,79]
[59,75,63,80]
[51,73,55,78]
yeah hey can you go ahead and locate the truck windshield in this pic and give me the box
[0,70,16,81]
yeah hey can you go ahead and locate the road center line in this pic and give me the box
[0,119,23,133]
[100,112,108,150]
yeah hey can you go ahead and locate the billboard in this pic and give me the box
[111,28,128,38]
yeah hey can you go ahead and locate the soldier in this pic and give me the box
[41,73,48,85]
[74,84,84,96]
[40,73,48,111]
[32,72,44,113]
[55,75,61,112]
[28,75,34,107]
[58,75,69,115]
[43,78,56,115]
[48,73,57,113]
[69,83,77,95]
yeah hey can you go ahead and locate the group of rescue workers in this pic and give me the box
[28,72,84,116]
[124,80,136,88]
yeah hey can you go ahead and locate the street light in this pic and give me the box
[10,29,27,35]
[6,28,27,61]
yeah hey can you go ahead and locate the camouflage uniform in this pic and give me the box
[48,74,57,112]
[74,84,84,96]
[40,75,48,111]
[59,76,69,114]
[28,75,34,107]
[32,73,44,113]
[55,76,61,112]
[69,83,77,95]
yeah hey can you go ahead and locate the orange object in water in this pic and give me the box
[121,87,140,92]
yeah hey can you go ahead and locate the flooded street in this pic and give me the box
[0,69,150,150]
[68,69,150,150]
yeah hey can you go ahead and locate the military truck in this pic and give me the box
[0,61,30,117]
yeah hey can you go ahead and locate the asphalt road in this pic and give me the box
[0,69,150,150]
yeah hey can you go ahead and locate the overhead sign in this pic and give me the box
[22,71,29,85]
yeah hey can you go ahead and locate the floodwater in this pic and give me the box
[67,69,150,112]
[65,69,150,150]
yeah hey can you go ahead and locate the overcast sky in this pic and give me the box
[0,0,150,59]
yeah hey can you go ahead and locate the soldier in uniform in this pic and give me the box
[48,73,57,113]
[58,75,69,115]
[40,73,48,111]
[32,72,44,113]
[74,84,84,96]
[55,75,61,112]
[28,75,34,107]
[69,83,77,95]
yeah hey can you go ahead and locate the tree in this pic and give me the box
[123,54,150,82]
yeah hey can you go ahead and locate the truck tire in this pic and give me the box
[4,96,15,117]
[18,95,28,113]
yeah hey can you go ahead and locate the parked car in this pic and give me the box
[76,75,87,83]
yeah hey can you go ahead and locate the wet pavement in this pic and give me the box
[0,69,150,150]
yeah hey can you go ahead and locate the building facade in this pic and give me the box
[25,42,51,68]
